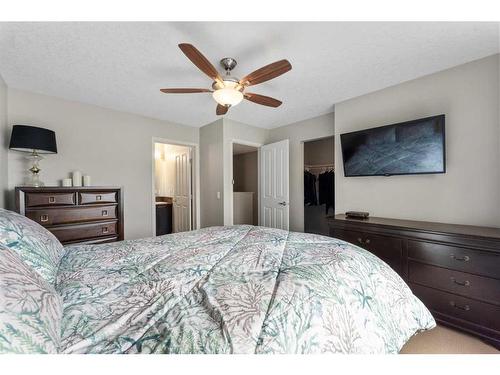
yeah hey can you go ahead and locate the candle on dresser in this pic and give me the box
[83,175,91,187]
[72,171,82,187]
[62,178,72,187]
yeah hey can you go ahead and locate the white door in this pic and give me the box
[260,139,289,230]
[174,149,192,232]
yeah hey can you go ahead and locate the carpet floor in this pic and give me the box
[401,325,499,354]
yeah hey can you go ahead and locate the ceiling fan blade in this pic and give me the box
[244,93,282,107]
[216,104,229,115]
[178,43,223,83]
[160,88,212,93]
[240,60,292,86]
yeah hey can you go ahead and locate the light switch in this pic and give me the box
[217,191,221,199]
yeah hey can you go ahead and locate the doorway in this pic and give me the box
[153,141,195,235]
[303,136,334,235]
[232,143,259,225]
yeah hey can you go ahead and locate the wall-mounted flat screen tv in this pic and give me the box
[340,114,445,177]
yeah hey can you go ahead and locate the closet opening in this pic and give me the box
[232,143,259,226]
[153,141,195,235]
[303,136,334,235]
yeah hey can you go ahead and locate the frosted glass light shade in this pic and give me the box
[212,80,243,106]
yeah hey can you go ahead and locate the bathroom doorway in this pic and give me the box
[153,141,197,235]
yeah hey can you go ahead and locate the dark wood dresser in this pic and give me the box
[15,186,124,245]
[328,215,500,349]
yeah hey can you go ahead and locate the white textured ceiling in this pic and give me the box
[0,22,498,129]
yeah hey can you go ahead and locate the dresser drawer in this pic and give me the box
[50,221,117,243]
[26,205,117,226]
[79,192,117,205]
[409,261,500,306]
[25,192,76,207]
[332,228,403,274]
[408,240,500,279]
[411,283,500,332]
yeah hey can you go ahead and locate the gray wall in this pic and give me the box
[335,54,500,227]
[304,137,334,166]
[7,88,199,239]
[0,74,7,208]
[268,112,335,232]
[199,119,224,227]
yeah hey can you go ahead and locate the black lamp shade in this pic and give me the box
[9,125,57,154]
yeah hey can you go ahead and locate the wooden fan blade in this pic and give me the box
[178,43,223,83]
[216,104,229,115]
[240,60,292,86]
[244,93,282,107]
[160,88,212,93]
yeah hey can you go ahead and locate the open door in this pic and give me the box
[173,149,192,232]
[260,139,289,230]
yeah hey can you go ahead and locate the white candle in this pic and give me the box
[72,171,82,187]
[83,175,91,187]
[62,178,72,187]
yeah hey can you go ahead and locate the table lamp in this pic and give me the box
[9,125,58,187]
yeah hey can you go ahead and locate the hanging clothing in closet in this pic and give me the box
[318,170,335,214]
[304,171,318,205]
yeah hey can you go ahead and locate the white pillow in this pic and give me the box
[0,208,64,284]
[0,244,62,353]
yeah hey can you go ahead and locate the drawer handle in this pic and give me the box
[357,237,371,245]
[48,196,55,203]
[40,214,49,222]
[450,254,470,262]
[102,227,109,234]
[102,210,108,217]
[96,195,102,201]
[450,277,470,287]
[449,301,470,311]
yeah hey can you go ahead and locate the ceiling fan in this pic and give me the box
[160,43,292,115]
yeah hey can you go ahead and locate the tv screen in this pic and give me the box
[340,115,445,177]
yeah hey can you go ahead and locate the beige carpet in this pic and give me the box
[401,325,499,354]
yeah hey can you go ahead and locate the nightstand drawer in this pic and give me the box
[331,228,403,274]
[50,221,117,243]
[408,240,500,279]
[79,192,117,205]
[411,283,500,332]
[409,261,500,306]
[25,192,76,207]
[26,205,117,226]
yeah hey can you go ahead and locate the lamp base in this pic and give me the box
[26,150,45,187]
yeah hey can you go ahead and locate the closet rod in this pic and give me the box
[304,164,334,168]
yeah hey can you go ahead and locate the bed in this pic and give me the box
[0,208,435,354]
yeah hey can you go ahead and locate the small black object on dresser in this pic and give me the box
[16,186,124,245]
[345,211,369,219]
[328,214,500,349]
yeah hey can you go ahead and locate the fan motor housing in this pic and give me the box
[220,57,237,72]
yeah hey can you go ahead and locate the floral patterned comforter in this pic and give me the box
[56,225,435,354]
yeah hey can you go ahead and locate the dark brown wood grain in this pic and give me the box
[26,205,117,226]
[26,192,76,207]
[244,93,282,107]
[50,221,117,243]
[239,59,292,86]
[15,186,124,244]
[328,214,500,349]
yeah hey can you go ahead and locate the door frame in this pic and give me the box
[151,138,200,236]
[227,139,263,226]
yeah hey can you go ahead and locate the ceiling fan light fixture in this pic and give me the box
[212,79,244,107]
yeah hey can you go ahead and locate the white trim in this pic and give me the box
[151,137,200,236]
[229,139,262,226]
